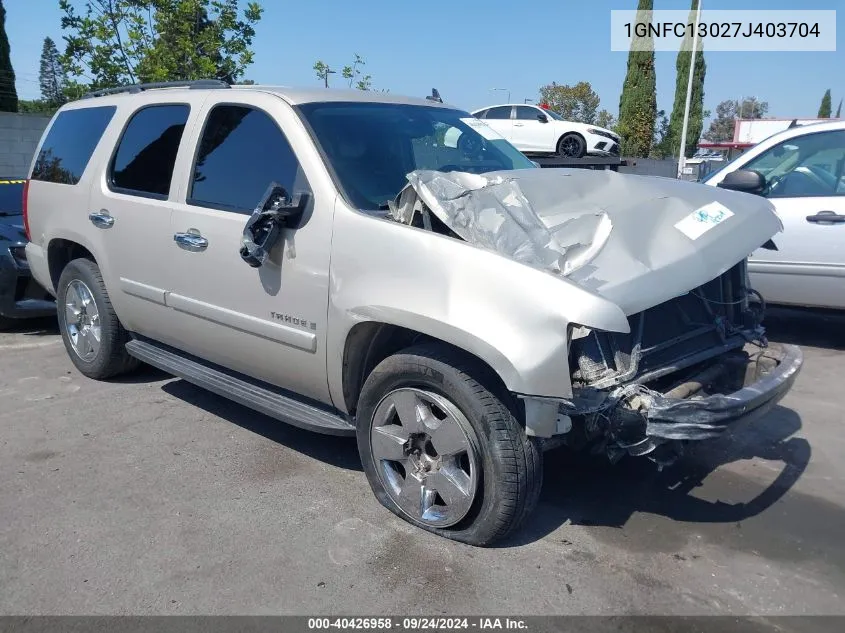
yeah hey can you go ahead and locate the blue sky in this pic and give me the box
[5,0,843,123]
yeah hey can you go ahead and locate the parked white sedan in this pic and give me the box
[471,104,620,158]
[703,119,845,310]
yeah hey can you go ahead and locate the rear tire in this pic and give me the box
[557,133,586,158]
[356,343,542,546]
[56,258,139,380]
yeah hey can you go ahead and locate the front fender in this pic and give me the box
[326,202,630,411]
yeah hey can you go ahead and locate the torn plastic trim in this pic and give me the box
[389,170,613,277]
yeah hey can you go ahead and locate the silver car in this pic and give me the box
[24,81,801,546]
[704,120,845,310]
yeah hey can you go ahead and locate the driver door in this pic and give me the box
[163,91,334,403]
[479,105,514,143]
[512,106,554,152]
[740,129,845,309]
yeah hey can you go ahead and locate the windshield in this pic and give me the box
[543,109,565,121]
[0,181,23,215]
[298,102,536,211]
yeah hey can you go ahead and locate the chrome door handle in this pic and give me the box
[89,210,114,229]
[174,230,209,252]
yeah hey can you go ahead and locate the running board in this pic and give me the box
[125,338,355,436]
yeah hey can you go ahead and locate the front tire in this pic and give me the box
[557,133,586,158]
[356,343,542,546]
[56,258,139,380]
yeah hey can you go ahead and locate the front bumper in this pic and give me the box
[0,244,56,320]
[570,343,804,463]
[642,343,803,441]
[586,134,621,157]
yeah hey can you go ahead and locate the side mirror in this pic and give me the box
[717,169,766,195]
[239,183,309,268]
[537,113,548,123]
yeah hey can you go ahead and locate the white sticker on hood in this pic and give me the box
[460,117,504,140]
[675,201,734,240]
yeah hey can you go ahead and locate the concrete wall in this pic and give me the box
[0,113,51,177]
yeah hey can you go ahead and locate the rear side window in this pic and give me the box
[31,106,116,185]
[189,105,305,214]
[515,106,540,120]
[110,104,190,198]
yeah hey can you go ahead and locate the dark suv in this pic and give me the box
[0,179,55,328]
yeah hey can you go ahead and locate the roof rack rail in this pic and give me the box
[81,79,231,100]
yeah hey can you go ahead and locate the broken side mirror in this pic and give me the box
[717,169,766,195]
[239,183,309,268]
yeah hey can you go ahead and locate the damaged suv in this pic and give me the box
[24,82,802,546]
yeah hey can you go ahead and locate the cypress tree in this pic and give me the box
[618,0,656,157]
[39,37,66,106]
[668,0,707,158]
[818,89,832,118]
[0,0,18,112]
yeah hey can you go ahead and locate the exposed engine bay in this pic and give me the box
[385,167,802,467]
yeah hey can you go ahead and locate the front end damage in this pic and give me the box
[562,263,802,467]
[387,167,803,467]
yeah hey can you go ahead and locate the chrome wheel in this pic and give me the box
[370,388,480,528]
[64,279,101,361]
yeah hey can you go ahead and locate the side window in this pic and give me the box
[31,106,116,185]
[484,106,512,120]
[110,104,190,197]
[474,109,488,119]
[744,130,845,198]
[189,105,305,214]
[515,106,540,121]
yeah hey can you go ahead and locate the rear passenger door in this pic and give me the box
[164,92,335,403]
[87,98,201,340]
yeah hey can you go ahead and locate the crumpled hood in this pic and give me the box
[394,168,782,315]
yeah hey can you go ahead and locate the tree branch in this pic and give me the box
[105,0,136,83]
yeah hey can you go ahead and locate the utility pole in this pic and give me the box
[677,0,702,178]
[324,67,336,88]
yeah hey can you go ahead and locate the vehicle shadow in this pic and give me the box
[160,379,362,472]
[764,306,845,350]
[159,374,810,549]
[506,404,810,546]
[1,315,59,336]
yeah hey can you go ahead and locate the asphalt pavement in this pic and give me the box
[0,308,843,616]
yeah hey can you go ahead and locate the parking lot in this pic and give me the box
[1,308,843,616]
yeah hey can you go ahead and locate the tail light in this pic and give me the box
[22,179,30,241]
